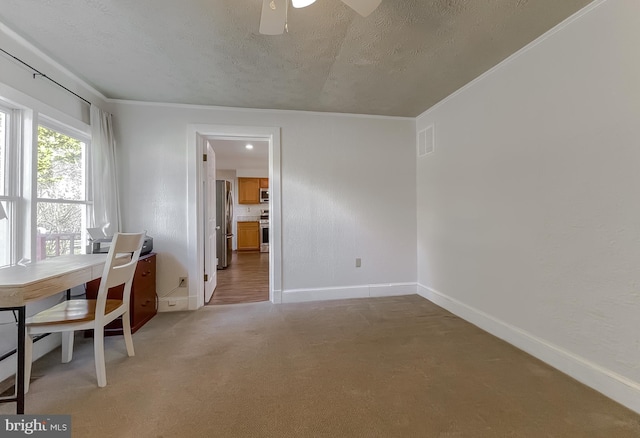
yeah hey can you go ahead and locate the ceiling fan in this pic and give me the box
[259,0,382,35]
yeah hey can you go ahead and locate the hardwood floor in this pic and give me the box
[209,251,269,305]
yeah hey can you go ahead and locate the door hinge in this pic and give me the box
[203,154,208,162]
[204,273,209,282]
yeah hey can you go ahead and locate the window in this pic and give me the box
[0,105,17,268]
[36,123,90,260]
[0,92,91,268]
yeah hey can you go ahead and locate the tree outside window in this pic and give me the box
[36,125,88,259]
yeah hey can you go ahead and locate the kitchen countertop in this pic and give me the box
[236,216,260,222]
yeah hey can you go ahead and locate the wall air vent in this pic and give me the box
[417,125,434,157]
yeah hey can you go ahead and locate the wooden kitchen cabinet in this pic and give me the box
[85,253,157,336]
[238,178,260,204]
[259,178,269,188]
[237,221,260,251]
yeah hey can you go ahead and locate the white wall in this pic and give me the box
[416,0,640,413]
[112,103,417,301]
[216,170,236,181]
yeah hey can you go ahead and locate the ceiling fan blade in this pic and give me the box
[340,0,382,17]
[259,0,287,35]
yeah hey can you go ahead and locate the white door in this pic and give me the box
[203,142,217,303]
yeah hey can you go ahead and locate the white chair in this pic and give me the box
[24,232,146,391]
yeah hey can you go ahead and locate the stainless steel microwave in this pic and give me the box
[260,188,269,203]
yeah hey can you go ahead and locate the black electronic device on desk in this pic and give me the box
[87,228,153,256]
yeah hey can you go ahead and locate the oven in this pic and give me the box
[259,209,269,253]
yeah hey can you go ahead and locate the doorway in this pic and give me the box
[207,137,270,305]
[186,124,282,310]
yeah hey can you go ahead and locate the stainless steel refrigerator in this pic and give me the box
[216,180,233,269]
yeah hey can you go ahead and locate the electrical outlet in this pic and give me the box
[178,277,188,288]
[355,258,361,268]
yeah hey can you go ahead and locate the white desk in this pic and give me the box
[0,254,111,414]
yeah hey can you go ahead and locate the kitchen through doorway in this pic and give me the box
[206,137,270,306]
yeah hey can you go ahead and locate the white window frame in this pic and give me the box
[0,103,22,267]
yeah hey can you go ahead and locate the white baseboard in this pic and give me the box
[282,282,416,303]
[188,295,199,310]
[157,296,190,312]
[157,287,190,312]
[417,284,640,415]
[271,289,282,304]
[369,283,417,297]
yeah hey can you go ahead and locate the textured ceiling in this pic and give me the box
[0,0,593,117]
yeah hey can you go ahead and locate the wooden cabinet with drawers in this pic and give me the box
[237,221,260,251]
[85,253,157,336]
[259,178,269,188]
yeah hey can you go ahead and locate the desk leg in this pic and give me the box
[16,306,25,414]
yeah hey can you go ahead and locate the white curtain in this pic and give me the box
[90,106,121,236]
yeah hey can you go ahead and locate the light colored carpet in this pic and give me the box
[2,295,639,437]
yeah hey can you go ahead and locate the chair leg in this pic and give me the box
[61,331,74,363]
[122,311,135,357]
[94,328,107,387]
[24,333,33,393]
